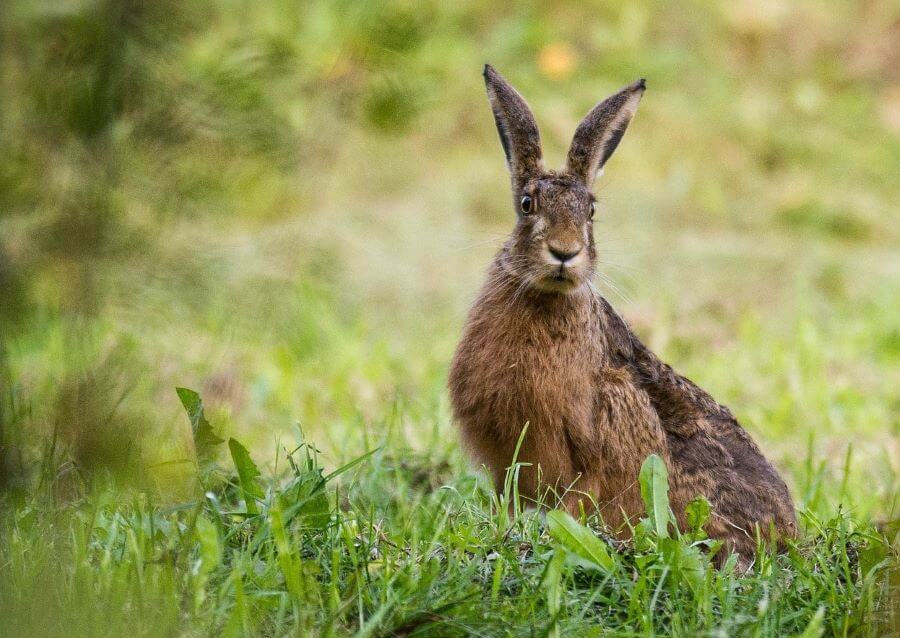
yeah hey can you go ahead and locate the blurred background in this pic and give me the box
[0,0,897,516]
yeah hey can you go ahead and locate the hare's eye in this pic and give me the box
[520,195,533,214]
[588,201,596,220]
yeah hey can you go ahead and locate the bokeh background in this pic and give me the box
[1,1,897,517]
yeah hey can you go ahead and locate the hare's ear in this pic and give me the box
[483,64,544,186]
[565,79,646,186]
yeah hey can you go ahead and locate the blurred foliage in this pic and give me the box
[0,0,897,520]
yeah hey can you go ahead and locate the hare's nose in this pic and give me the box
[548,245,581,264]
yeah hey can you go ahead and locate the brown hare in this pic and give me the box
[448,65,797,566]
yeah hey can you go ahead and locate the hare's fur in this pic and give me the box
[449,66,796,564]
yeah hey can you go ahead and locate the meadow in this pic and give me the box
[0,1,898,635]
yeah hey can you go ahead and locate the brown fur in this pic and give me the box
[449,65,797,565]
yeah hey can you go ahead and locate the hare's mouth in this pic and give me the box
[535,268,580,293]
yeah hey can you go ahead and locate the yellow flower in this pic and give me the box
[538,42,576,81]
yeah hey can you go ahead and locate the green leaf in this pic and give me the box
[194,514,220,575]
[541,548,566,638]
[659,537,706,591]
[280,473,330,529]
[685,495,711,532]
[546,510,614,572]
[176,387,223,469]
[639,454,671,539]
[228,438,264,516]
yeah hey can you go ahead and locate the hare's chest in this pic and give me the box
[481,320,599,437]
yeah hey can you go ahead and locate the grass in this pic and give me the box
[1,0,898,635]
[0,379,897,636]
[0,388,895,636]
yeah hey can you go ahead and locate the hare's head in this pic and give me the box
[483,64,645,294]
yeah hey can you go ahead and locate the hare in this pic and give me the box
[448,65,797,565]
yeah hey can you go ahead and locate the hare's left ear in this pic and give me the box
[565,79,646,186]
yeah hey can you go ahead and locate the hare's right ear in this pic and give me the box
[483,64,544,187]
[565,79,646,186]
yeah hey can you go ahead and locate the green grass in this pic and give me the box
[0,388,895,637]
[1,0,898,635]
